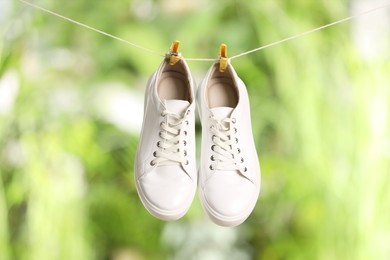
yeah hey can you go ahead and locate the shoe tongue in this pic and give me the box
[210,107,234,120]
[164,99,190,115]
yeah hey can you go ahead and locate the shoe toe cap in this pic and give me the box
[203,171,258,217]
[139,165,195,212]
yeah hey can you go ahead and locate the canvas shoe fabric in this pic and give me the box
[135,56,197,221]
[197,61,261,227]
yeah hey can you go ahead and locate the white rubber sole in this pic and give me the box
[198,182,260,227]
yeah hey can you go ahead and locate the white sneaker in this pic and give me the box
[197,61,261,227]
[135,50,197,221]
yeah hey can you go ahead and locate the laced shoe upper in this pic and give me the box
[151,106,190,166]
[208,113,246,172]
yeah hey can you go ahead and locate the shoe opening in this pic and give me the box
[206,63,238,108]
[157,59,192,103]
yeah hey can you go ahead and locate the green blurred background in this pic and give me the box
[1,0,390,259]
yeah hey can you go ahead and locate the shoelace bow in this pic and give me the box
[209,116,247,172]
[151,110,189,166]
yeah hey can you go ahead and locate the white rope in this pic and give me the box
[19,0,164,58]
[19,0,390,61]
[185,58,217,61]
[230,2,390,59]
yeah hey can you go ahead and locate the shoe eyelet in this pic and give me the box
[185,120,189,125]
[210,155,215,161]
[209,165,214,170]
[241,157,244,163]
[232,118,236,124]
[183,140,187,146]
[237,148,241,154]
[234,127,237,133]
[157,141,161,148]
[186,110,190,115]
[211,145,216,151]
[183,130,187,136]
[244,167,247,172]
[184,150,187,156]
[235,137,238,144]
[150,161,156,166]
[185,160,189,165]
[153,151,157,157]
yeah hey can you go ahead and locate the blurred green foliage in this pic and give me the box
[1,0,390,259]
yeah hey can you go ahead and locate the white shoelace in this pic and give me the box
[209,116,247,172]
[151,110,189,166]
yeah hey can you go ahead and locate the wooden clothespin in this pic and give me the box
[167,40,181,65]
[219,43,228,72]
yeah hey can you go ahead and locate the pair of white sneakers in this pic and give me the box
[134,43,261,227]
